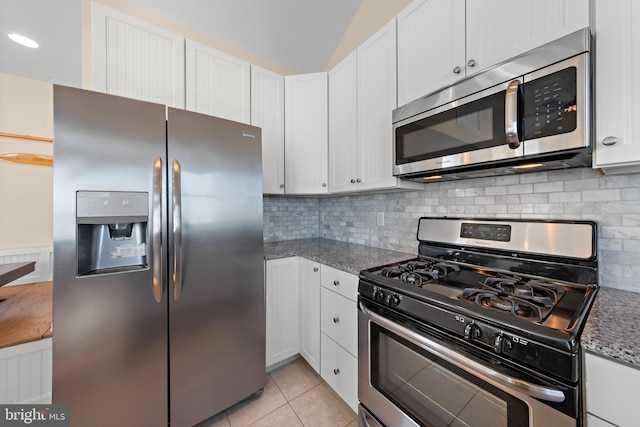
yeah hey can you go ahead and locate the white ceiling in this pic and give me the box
[0,0,362,86]
[128,0,363,74]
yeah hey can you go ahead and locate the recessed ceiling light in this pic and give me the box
[8,33,39,48]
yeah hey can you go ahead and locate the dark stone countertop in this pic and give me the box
[264,238,416,275]
[264,238,640,370]
[581,287,640,367]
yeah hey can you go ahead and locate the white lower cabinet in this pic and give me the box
[319,265,358,412]
[299,258,321,373]
[321,333,358,413]
[0,338,52,404]
[265,257,359,410]
[585,352,640,427]
[265,258,300,369]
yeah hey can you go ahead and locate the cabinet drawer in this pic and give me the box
[320,265,358,301]
[320,287,357,357]
[321,333,358,413]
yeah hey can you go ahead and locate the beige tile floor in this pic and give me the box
[196,358,357,427]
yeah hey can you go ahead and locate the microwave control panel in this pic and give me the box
[522,66,577,139]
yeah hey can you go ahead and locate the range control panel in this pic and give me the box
[460,222,511,242]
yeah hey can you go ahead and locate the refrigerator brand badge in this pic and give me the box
[1,405,69,426]
[242,131,256,138]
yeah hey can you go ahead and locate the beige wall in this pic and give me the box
[0,73,53,249]
[326,0,413,71]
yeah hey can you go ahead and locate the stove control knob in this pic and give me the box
[372,288,385,302]
[464,322,481,342]
[493,333,513,354]
[387,294,401,307]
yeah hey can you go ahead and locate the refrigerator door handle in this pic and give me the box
[172,159,184,300]
[152,157,164,303]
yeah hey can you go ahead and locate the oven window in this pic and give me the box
[395,90,508,165]
[371,325,528,427]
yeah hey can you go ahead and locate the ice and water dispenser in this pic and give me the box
[76,191,149,276]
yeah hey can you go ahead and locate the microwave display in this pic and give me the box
[522,67,577,140]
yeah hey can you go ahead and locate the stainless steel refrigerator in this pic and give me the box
[52,86,265,427]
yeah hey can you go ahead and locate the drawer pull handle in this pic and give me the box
[333,280,340,286]
[333,317,340,323]
[333,368,340,375]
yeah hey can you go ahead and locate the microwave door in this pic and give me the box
[522,53,590,157]
[394,78,524,177]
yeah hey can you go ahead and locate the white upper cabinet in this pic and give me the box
[329,20,423,194]
[397,0,465,106]
[92,4,185,108]
[284,72,329,195]
[328,52,359,193]
[185,40,251,123]
[251,66,285,194]
[356,20,423,193]
[593,0,640,173]
[397,0,589,106]
[466,0,589,76]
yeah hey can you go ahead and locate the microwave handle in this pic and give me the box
[505,79,521,149]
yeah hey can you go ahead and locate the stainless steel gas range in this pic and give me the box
[357,217,598,427]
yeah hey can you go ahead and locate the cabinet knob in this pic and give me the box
[350,179,356,184]
[602,136,618,146]
[333,280,340,286]
[313,267,318,272]
[279,184,285,188]
[467,59,476,67]
[333,368,340,375]
[356,178,361,183]
[322,183,327,187]
[453,66,461,74]
[333,317,340,324]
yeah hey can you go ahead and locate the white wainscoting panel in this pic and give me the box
[0,338,52,404]
[0,246,53,285]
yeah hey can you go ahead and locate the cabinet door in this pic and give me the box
[92,4,185,108]
[397,0,466,106]
[328,52,359,193]
[466,0,589,77]
[284,73,329,194]
[585,352,640,427]
[251,66,285,194]
[299,259,321,373]
[593,0,640,171]
[356,19,400,191]
[185,40,251,124]
[265,258,300,368]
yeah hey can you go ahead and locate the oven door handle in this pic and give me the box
[359,302,566,403]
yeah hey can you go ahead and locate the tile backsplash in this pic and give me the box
[264,167,640,293]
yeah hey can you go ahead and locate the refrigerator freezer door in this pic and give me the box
[167,108,265,427]
[53,86,169,426]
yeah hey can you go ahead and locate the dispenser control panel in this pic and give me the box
[77,191,148,222]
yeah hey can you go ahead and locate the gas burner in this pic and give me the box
[481,275,565,305]
[461,289,547,321]
[380,266,407,278]
[376,258,461,287]
[400,272,423,286]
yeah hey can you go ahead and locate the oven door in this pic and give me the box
[358,300,577,427]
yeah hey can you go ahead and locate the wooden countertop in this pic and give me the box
[0,261,35,287]
[0,281,52,349]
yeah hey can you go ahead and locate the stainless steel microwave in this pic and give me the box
[393,28,592,182]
